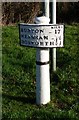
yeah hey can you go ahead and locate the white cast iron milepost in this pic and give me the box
[19,21,64,105]
[19,0,64,105]
[35,16,50,105]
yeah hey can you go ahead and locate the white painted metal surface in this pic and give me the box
[52,0,57,71]
[44,0,49,18]
[35,16,50,105]
[36,48,50,104]
[52,0,56,24]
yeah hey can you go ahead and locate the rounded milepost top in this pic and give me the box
[34,16,50,24]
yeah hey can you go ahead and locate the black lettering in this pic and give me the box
[56,43,58,45]
[35,36,38,39]
[27,29,31,32]
[56,38,57,43]
[55,29,60,34]
[28,35,31,39]
[39,36,43,40]
[31,29,35,33]
[40,42,44,46]
[24,29,27,32]
[58,26,60,29]
[36,36,38,39]
[50,42,54,45]
[34,36,39,39]
[56,26,57,29]
[56,38,58,45]
[58,29,60,34]
[35,42,39,45]
[25,35,27,38]
[59,41,61,45]
[51,27,54,29]
[31,41,34,45]
[55,42,58,45]
[31,35,38,39]
[45,42,48,46]
[59,36,61,40]
[21,34,24,38]
[21,28,23,32]
[44,36,48,40]
[25,41,28,44]
[40,29,44,33]
[55,30,57,34]
[35,29,39,33]
[30,35,34,39]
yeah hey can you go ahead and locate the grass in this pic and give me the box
[2,24,79,119]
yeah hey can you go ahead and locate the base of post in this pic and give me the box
[36,100,50,105]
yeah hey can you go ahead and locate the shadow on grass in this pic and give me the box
[50,72,60,85]
[57,50,72,69]
[3,93,36,104]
